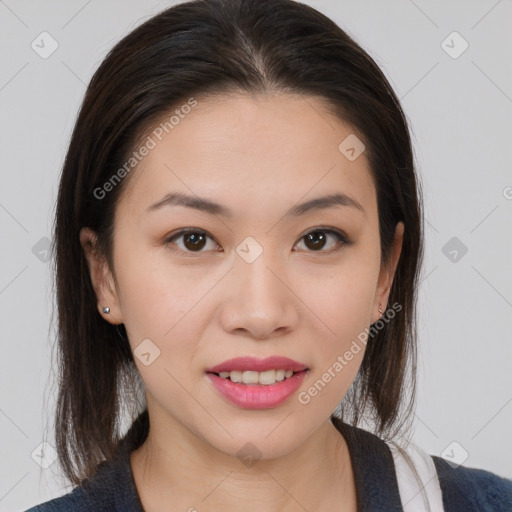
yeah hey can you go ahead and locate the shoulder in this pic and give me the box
[23,466,120,511]
[23,485,100,512]
[24,449,134,512]
[432,455,512,511]
[25,425,148,512]
[333,416,512,511]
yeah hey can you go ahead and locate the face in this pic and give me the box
[81,92,403,460]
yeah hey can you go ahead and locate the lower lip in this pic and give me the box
[206,370,308,410]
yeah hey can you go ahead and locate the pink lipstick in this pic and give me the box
[205,356,309,410]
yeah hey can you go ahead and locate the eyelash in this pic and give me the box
[163,227,350,256]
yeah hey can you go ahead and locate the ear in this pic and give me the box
[371,221,404,323]
[79,227,124,325]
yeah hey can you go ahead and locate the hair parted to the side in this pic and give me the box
[51,0,424,486]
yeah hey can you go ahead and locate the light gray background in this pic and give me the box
[1,0,511,510]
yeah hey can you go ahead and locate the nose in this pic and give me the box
[219,252,299,340]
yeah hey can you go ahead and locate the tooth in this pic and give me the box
[242,371,259,384]
[230,371,243,383]
[217,369,296,383]
[259,370,277,385]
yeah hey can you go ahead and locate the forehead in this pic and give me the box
[117,92,376,222]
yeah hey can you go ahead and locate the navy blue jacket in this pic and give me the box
[25,420,512,511]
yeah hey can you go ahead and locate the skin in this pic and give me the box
[80,92,403,512]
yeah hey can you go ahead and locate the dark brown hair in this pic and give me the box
[51,0,424,486]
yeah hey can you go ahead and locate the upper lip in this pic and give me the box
[206,356,308,374]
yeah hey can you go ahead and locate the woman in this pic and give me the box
[26,0,512,510]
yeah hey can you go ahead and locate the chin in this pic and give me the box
[192,415,313,462]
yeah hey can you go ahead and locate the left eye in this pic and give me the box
[295,229,348,253]
[164,228,348,254]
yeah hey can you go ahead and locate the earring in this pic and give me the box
[378,305,384,315]
[102,307,110,314]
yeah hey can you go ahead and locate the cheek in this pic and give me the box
[298,287,369,415]
[300,259,378,339]
[113,241,208,340]
[294,257,378,407]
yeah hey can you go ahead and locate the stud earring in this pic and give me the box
[378,305,384,315]
[102,307,110,314]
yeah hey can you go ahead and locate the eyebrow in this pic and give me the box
[145,191,365,218]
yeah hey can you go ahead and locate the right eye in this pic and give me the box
[164,228,221,254]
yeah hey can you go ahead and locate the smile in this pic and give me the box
[206,369,309,409]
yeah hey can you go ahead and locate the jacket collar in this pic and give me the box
[333,417,403,511]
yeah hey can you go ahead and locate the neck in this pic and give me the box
[130,408,358,512]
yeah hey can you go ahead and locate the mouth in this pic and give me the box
[205,356,309,409]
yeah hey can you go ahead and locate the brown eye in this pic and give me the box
[165,229,218,253]
[295,228,348,253]
[182,231,207,251]
[304,231,327,250]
